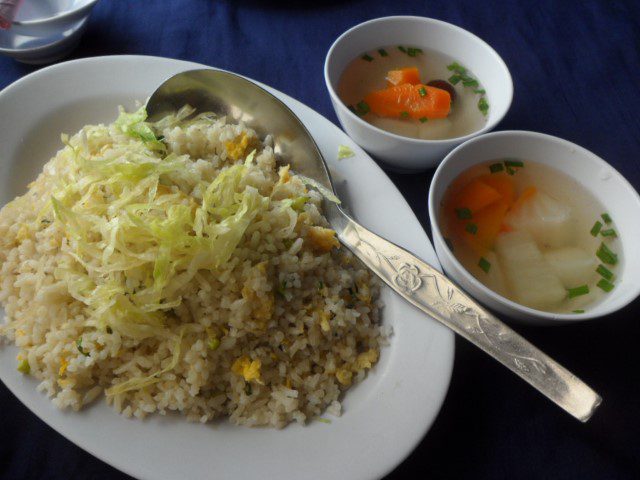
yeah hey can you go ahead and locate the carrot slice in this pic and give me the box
[386,67,421,87]
[451,178,502,214]
[478,173,516,208]
[364,83,451,119]
[511,186,537,212]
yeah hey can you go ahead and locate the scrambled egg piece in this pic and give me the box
[231,356,262,383]
[355,349,379,370]
[58,356,69,376]
[306,226,339,253]
[225,132,250,161]
[319,310,331,332]
[241,262,274,328]
[277,165,291,184]
[335,368,353,386]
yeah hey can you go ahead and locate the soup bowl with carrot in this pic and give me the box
[324,16,513,172]
[429,131,640,325]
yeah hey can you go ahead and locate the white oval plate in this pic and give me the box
[0,56,454,480]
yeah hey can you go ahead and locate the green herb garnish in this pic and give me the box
[447,62,467,74]
[361,54,374,62]
[407,47,423,57]
[572,309,585,313]
[76,337,90,357]
[418,87,427,97]
[465,223,478,235]
[355,101,370,116]
[506,166,516,175]
[597,278,615,292]
[419,117,428,123]
[462,78,479,88]
[17,359,30,374]
[478,257,491,273]
[317,417,332,424]
[378,48,388,57]
[318,281,324,290]
[567,285,589,298]
[208,337,220,350]
[455,207,472,219]
[400,111,410,118]
[489,163,504,173]
[474,88,486,94]
[601,228,617,238]
[478,97,489,116]
[590,221,603,237]
[448,74,462,85]
[596,242,618,265]
[397,46,407,53]
[601,213,612,224]
[596,264,613,281]
[504,159,524,168]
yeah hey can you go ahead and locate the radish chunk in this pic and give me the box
[495,231,566,309]
[543,247,597,289]
[504,191,574,249]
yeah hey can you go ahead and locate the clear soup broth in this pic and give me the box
[440,160,621,314]
[338,46,488,140]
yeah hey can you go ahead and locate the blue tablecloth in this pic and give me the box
[1,1,639,478]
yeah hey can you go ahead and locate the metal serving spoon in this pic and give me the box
[146,69,602,422]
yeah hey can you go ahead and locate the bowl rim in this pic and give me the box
[12,0,99,27]
[323,15,514,146]
[0,16,88,54]
[428,129,640,322]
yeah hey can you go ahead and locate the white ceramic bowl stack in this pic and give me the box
[0,0,99,64]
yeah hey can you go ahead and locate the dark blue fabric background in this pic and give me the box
[1,1,639,479]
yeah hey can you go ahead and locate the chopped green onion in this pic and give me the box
[378,48,388,57]
[489,163,504,173]
[601,213,612,224]
[462,78,479,88]
[419,117,428,123]
[478,257,491,273]
[407,47,422,57]
[596,264,614,281]
[506,166,516,175]
[17,359,30,374]
[590,221,603,237]
[317,417,332,424]
[465,223,478,235]
[478,97,489,116]
[572,309,585,313]
[597,278,615,292]
[444,237,454,252]
[277,280,287,296]
[474,88,486,94]
[504,159,524,168]
[208,337,220,350]
[400,111,410,118]
[567,285,589,298]
[447,62,467,74]
[418,87,427,97]
[397,46,407,53]
[361,54,374,62]
[596,242,618,265]
[106,326,113,334]
[317,280,324,290]
[448,74,462,85]
[76,337,89,357]
[455,207,472,219]
[355,101,370,116]
[601,228,617,238]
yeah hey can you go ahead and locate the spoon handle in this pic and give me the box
[336,215,602,422]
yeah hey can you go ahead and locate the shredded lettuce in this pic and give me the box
[45,107,271,343]
[297,175,341,204]
[337,144,355,160]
